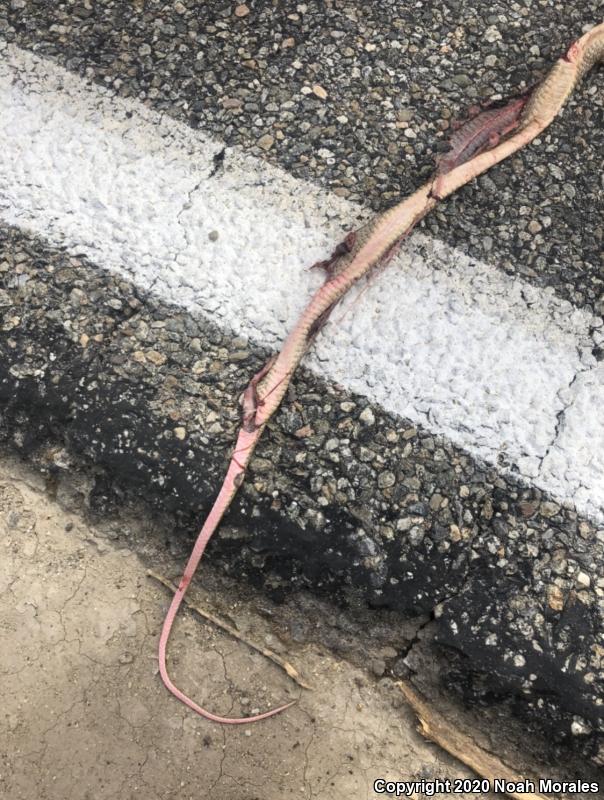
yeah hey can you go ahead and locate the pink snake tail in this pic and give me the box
[158,426,297,723]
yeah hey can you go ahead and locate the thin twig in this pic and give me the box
[397,680,548,800]
[148,569,313,690]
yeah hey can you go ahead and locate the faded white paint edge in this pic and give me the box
[0,42,603,521]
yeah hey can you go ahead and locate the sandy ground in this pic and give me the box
[1,452,601,800]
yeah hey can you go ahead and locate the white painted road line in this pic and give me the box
[1,43,603,521]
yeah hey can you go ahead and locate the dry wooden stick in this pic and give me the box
[397,680,548,800]
[148,569,312,691]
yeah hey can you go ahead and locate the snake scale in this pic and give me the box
[158,22,604,724]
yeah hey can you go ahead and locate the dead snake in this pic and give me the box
[158,22,604,724]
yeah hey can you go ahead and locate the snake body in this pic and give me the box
[158,22,604,724]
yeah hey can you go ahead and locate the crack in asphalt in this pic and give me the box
[536,339,599,476]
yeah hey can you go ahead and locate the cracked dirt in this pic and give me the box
[1,452,602,800]
[0,454,483,800]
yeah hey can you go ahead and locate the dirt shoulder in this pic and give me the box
[0,454,487,800]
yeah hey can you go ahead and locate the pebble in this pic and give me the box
[452,73,471,88]
[378,471,396,489]
[359,407,375,426]
[484,25,501,43]
[222,97,242,110]
[257,134,275,151]
[429,493,443,511]
[547,585,564,612]
[519,500,538,518]
[540,501,560,518]
[370,658,386,676]
[146,350,167,366]
[572,717,593,736]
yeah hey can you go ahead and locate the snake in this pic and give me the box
[157,22,604,724]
